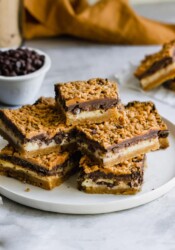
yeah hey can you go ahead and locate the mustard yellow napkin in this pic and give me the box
[23,0,175,44]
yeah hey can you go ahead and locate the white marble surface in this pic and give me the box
[1,3,175,250]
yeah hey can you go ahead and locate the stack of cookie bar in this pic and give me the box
[0,78,169,194]
[55,78,169,194]
[0,97,79,189]
[135,40,175,91]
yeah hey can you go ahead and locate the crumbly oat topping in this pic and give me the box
[0,97,73,139]
[80,155,144,175]
[77,101,167,149]
[0,145,69,170]
[55,78,119,103]
[135,40,175,78]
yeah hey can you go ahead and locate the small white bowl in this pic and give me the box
[0,48,51,106]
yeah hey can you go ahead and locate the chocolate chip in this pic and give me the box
[0,48,45,77]
[72,107,81,115]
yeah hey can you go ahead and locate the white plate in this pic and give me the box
[0,118,175,214]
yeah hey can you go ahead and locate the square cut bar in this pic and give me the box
[134,40,175,91]
[77,101,169,167]
[55,78,125,125]
[77,155,145,195]
[0,145,79,190]
[0,97,76,155]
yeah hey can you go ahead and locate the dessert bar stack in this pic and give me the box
[0,97,79,189]
[55,78,169,195]
[0,77,169,194]
[135,40,175,91]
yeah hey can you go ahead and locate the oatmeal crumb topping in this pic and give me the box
[55,78,119,102]
[0,97,73,139]
[80,155,145,175]
[135,40,175,78]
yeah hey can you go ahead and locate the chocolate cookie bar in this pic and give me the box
[55,78,125,125]
[0,97,76,155]
[135,40,175,91]
[77,101,169,167]
[77,155,145,195]
[0,145,79,190]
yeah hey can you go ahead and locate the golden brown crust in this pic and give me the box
[0,164,75,190]
[0,97,73,140]
[77,101,167,150]
[159,137,169,149]
[55,78,119,103]
[135,40,175,78]
[78,186,140,195]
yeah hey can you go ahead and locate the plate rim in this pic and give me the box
[0,117,175,214]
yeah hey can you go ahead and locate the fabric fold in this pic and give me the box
[23,0,175,44]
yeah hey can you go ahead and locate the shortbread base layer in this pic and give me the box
[140,64,175,91]
[65,108,124,126]
[79,137,159,167]
[78,186,141,195]
[0,160,76,190]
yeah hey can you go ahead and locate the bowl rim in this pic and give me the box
[0,47,51,81]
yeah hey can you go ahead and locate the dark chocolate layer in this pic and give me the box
[55,85,119,114]
[66,99,119,114]
[109,131,158,152]
[0,154,66,176]
[163,78,175,91]
[77,130,158,153]
[0,151,81,176]
[78,169,143,188]
[158,130,169,138]
[138,57,173,80]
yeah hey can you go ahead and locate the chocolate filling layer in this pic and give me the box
[109,130,158,152]
[0,155,69,176]
[0,151,81,177]
[78,169,144,188]
[158,130,169,138]
[66,99,119,114]
[138,57,173,80]
[55,85,119,114]
[77,129,158,153]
